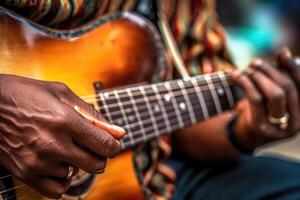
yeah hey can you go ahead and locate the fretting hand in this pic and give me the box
[0,75,125,198]
[231,48,300,151]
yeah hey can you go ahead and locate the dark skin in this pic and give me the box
[172,48,300,161]
[0,48,299,198]
[0,76,125,198]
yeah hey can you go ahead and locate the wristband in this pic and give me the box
[227,116,254,154]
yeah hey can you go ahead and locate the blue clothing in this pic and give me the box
[168,155,300,200]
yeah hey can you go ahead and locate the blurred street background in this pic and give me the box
[217,0,300,160]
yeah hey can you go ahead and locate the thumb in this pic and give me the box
[74,105,126,140]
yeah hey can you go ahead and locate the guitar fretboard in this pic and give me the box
[96,72,241,150]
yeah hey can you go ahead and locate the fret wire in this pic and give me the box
[94,78,231,111]
[98,82,231,123]
[99,93,113,123]
[120,91,232,150]
[177,80,197,124]
[123,92,231,147]
[115,94,219,130]
[82,72,231,100]
[121,97,227,149]
[151,84,172,132]
[126,88,148,142]
[218,72,235,107]
[204,75,222,113]
[94,73,232,100]
[98,83,224,113]
[138,86,160,137]
[121,110,191,149]
[191,78,209,119]
[113,90,134,147]
[164,82,185,128]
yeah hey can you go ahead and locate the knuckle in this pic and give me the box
[282,81,296,93]
[250,94,262,105]
[52,107,70,127]
[53,82,70,93]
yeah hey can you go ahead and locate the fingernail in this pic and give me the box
[251,59,263,67]
[282,46,292,58]
[112,125,126,135]
[231,70,241,78]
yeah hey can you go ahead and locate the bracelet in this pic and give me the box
[227,116,254,154]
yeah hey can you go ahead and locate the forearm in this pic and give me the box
[171,112,241,161]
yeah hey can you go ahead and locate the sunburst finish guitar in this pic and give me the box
[0,8,241,200]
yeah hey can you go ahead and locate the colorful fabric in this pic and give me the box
[1,0,234,199]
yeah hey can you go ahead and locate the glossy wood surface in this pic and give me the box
[0,11,159,200]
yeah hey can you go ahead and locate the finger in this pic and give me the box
[55,84,125,140]
[74,105,125,140]
[62,145,107,174]
[231,70,265,123]
[32,177,71,199]
[64,105,121,158]
[252,60,300,133]
[247,64,286,119]
[33,162,73,178]
[277,47,300,89]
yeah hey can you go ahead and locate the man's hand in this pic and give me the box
[0,75,125,198]
[231,48,300,151]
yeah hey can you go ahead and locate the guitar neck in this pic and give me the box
[96,72,241,150]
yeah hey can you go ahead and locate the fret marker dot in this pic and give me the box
[205,76,211,81]
[154,105,160,112]
[217,88,224,96]
[128,116,135,122]
[104,93,109,98]
[179,102,186,111]
[164,94,172,102]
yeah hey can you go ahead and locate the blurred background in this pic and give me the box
[217,0,300,160]
[217,0,300,69]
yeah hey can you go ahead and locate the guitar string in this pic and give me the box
[120,97,226,132]
[84,79,231,111]
[0,97,218,196]
[0,75,233,194]
[120,98,231,148]
[80,73,232,104]
[0,109,230,197]
[5,188,27,200]
[83,82,232,130]
[82,79,233,112]
[0,97,231,196]
[79,72,231,100]
[103,92,226,133]
[90,81,230,118]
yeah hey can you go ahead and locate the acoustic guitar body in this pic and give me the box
[0,8,162,200]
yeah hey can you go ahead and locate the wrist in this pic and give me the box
[235,116,259,151]
[227,115,255,154]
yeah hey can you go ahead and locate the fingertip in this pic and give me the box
[250,58,263,68]
[231,70,241,79]
[112,125,126,136]
[281,46,292,59]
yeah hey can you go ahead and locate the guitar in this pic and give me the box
[0,8,241,200]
